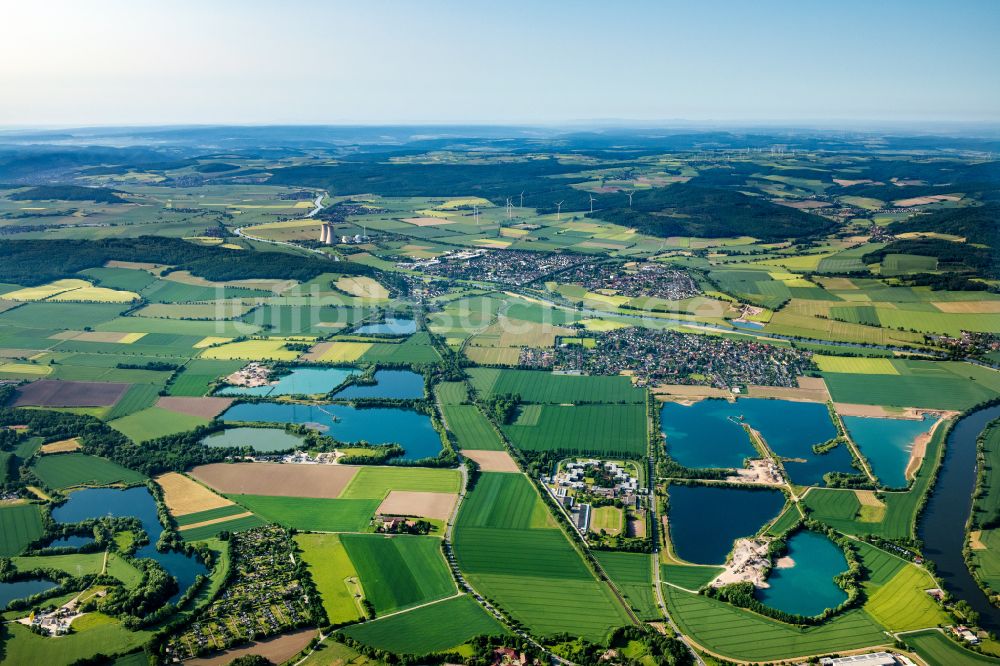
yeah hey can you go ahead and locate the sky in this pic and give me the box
[2,0,999,127]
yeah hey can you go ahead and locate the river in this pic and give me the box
[917,404,1000,630]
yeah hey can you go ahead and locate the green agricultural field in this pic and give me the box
[972,422,1000,528]
[823,361,1000,410]
[109,407,209,442]
[595,551,660,620]
[168,359,243,396]
[359,332,441,364]
[443,404,504,450]
[341,534,455,614]
[0,302,127,330]
[905,629,1000,666]
[0,503,44,556]
[179,514,266,542]
[341,594,507,656]
[103,384,162,421]
[857,542,948,631]
[0,617,151,666]
[502,404,647,456]
[454,473,631,641]
[766,504,803,537]
[295,533,364,624]
[663,585,888,661]
[468,367,644,404]
[174,505,249,526]
[662,564,724,591]
[230,495,379,532]
[339,466,461,499]
[79,267,157,292]
[31,454,146,489]
[435,381,469,405]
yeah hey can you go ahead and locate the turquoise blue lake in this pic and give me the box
[843,414,935,488]
[51,487,207,604]
[661,401,757,468]
[0,578,57,609]
[668,484,785,564]
[662,399,853,485]
[217,367,357,397]
[222,402,442,460]
[355,318,417,335]
[757,530,848,617]
[333,369,425,400]
[201,427,306,452]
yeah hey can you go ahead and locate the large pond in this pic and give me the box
[918,405,1000,631]
[222,402,442,460]
[756,530,848,617]
[354,318,417,335]
[217,367,357,397]
[662,401,758,469]
[201,427,306,453]
[0,578,58,609]
[668,484,786,564]
[662,399,854,485]
[843,414,936,488]
[51,487,207,604]
[332,369,425,400]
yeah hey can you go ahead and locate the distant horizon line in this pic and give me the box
[2,119,1000,133]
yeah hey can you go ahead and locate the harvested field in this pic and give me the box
[105,260,170,274]
[155,396,234,419]
[402,217,457,226]
[336,276,389,299]
[377,491,458,521]
[834,403,898,417]
[745,380,830,402]
[933,300,1000,314]
[191,462,359,498]
[13,380,129,407]
[187,628,318,666]
[155,472,235,517]
[651,384,732,400]
[49,330,145,343]
[39,437,81,454]
[303,341,371,362]
[461,449,520,473]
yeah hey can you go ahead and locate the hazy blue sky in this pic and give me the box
[2,0,998,126]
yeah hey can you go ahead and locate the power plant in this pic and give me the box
[319,223,335,245]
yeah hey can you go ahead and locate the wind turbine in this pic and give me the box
[588,193,595,214]
[519,191,524,208]
[506,197,513,221]
[624,190,635,208]
[555,201,564,221]
[473,204,479,225]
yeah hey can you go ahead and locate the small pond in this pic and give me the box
[0,578,58,609]
[51,486,207,604]
[668,484,786,564]
[354,318,417,335]
[45,534,95,549]
[332,369,425,400]
[843,414,936,488]
[217,367,357,397]
[756,530,848,617]
[222,402,442,460]
[201,427,306,453]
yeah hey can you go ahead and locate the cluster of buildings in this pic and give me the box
[819,653,916,666]
[408,249,587,286]
[165,526,312,660]
[18,603,86,636]
[949,624,982,645]
[238,450,339,465]
[557,261,701,300]
[545,460,644,536]
[224,362,272,388]
[538,327,814,389]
